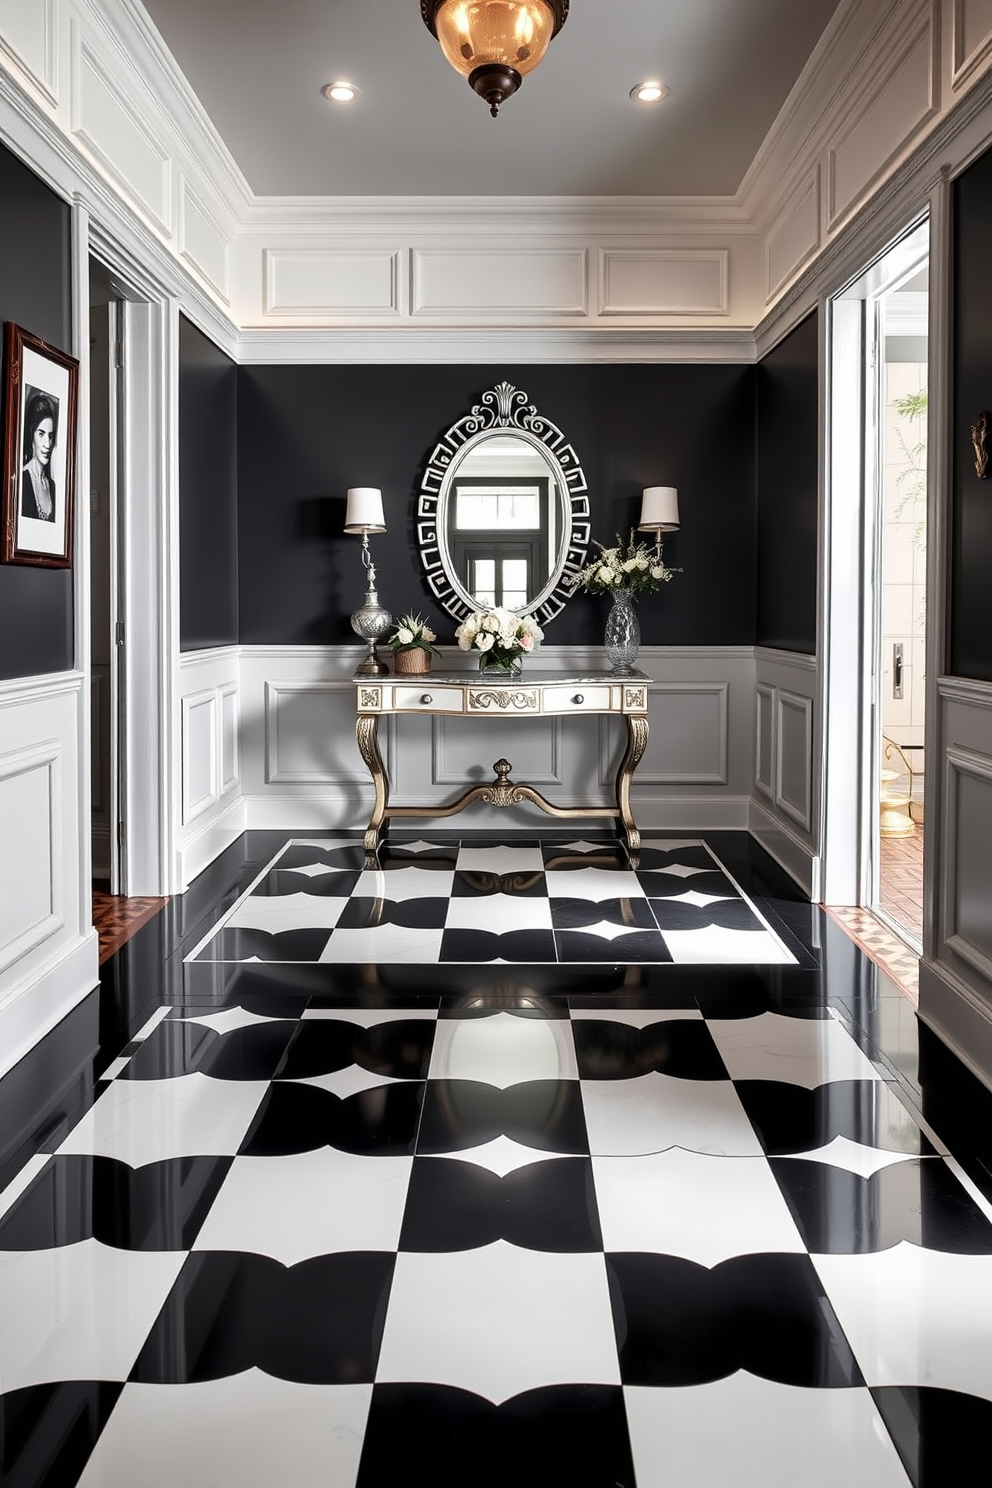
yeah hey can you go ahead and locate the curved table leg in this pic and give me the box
[616,713,649,862]
[356,713,389,859]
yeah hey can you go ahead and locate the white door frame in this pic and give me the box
[84,220,182,897]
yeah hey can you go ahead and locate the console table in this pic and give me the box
[354,668,650,862]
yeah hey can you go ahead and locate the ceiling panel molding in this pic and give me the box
[412,248,588,319]
[0,0,59,106]
[765,168,822,304]
[179,174,231,303]
[952,0,992,89]
[263,248,403,319]
[598,250,729,317]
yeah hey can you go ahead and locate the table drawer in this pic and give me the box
[542,685,614,713]
[392,685,464,712]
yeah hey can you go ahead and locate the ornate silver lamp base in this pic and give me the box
[352,583,391,676]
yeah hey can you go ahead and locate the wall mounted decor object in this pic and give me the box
[2,323,78,568]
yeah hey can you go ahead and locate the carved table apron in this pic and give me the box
[354,669,650,862]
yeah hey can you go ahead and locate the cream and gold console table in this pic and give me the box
[354,669,650,863]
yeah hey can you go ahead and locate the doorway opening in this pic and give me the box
[824,218,928,957]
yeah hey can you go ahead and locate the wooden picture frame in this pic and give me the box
[2,322,79,568]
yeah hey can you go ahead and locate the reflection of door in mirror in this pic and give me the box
[450,476,548,607]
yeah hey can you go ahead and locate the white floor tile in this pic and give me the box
[77,1371,371,1488]
[545,869,645,900]
[455,847,546,872]
[53,1075,268,1167]
[376,1241,619,1402]
[429,1012,577,1087]
[707,1012,882,1088]
[593,1150,804,1265]
[301,1008,437,1025]
[662,926,796,965]
[192,1149,413,1265]
[814,1241,992,1404]
[0,1239,183,1395]
[353,868,454,901]
[624,1375,912,1488]
[571,1009,702,1027]
[226,894,349,931]
[581,1073,763,1157]
[444,894,553,933]
[318,926,445,963]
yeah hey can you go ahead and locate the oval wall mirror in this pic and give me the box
[417,381,590,626]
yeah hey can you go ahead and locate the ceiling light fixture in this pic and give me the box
[322,80,360,103]
[630,81,668,103]
[421,0,569,119]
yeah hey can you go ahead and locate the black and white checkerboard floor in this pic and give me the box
[1,831,991,1486]
[189,837,804,966]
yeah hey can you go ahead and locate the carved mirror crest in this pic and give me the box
[417,381,590,626]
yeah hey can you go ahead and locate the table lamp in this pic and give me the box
[345,487,391,677]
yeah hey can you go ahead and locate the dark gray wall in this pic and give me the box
[236,363,757,648]
[0,142,73,680]
[179,316,238,650]
[951,149,992,683]
[755,312,819,654]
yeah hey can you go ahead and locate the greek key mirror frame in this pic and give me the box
[417,381,590,626]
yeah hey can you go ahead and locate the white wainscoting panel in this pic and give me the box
[0,0,58,102]
[179,175,231,303]
[619,682,729,785]
[942,743,992,979]
[430,716,564,789]
[0,673,96,1081]
[765,169,820,303]
[0,741,63,974]
[176,650,244,889]
[412,248,587,317]
[755,683,774,797]
[599,250,728,316]
[264,248,401,318]
[70,22,172,231]
[264,680,375,783]
[953,0,992,87]
[826,1,939,231]
[181,689,218,824]
[776,689,814,832]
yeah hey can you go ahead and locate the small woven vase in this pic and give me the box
[393,647,431,675]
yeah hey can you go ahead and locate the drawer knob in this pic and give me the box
[573,693,585,704]
[420,693,433,705]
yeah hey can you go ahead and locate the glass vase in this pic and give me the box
[479,649,523,677]
[604,591,640,676]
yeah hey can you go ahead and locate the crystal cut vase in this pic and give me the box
[604,591,640,676]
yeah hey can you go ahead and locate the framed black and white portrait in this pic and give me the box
[2,323,78,568]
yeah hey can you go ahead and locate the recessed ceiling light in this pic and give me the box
[631,81,668,104]
[322,80,359,103]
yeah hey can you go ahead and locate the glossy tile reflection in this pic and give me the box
[2,828,989,1486]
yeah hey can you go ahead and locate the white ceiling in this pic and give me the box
[138,0,843,198]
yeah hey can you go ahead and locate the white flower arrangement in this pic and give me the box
[454,607,544,671]
[568,532,680,597]
[386,612,440,657]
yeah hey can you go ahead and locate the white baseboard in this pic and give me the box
[748,795,819,898]
[177,794,248,890]
[0,930,99,1081]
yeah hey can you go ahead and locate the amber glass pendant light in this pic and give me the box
[421,0,569,116]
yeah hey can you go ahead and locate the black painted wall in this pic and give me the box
[951,148,992,683]
[0,143,73,680]
[179,316,238,650]
[755,312,819,654]
[237,363,756,648]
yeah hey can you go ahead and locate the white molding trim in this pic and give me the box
[180,688,219,825]
[775,689,814,833]
[937,673,992,704]
[952,0,992,89]
[0,670,86,707]
[177,792,247,891]
[748,794,819,898]
[598,249,729,317]
[0,0,59,105]
[263,246,403,319]
[0,930,98,1082]
[0,738,64,974]
[755,682,775,798]
[755,646,818,671]
[941,744,992,979]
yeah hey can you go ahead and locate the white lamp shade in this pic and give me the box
[345,487,386,533]
[638,486,680,531]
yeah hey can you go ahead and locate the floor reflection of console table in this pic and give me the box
[354,668,650,862]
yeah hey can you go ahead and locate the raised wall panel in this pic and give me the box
[765,170,820,302]
[0,743,63,974]
[775,689,813,832]
[429,716,563,789]
[755,683,774,797]
[953,0,992,87]
[182,690,218,824]
[263,249,401,317]
[0,0,58,101]
[179,177,231,302]
[621,683,729,786]
[70,25,172,231]
[944,745,992,979]
[599,250,729,316]
[827,5,939,230]
[412,249,587,317]
[221,684,239,795]
[265,682,371,783]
